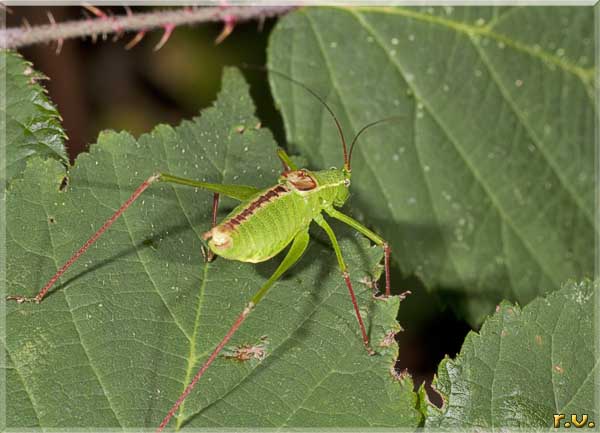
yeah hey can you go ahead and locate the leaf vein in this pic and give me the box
[349,9,560,287]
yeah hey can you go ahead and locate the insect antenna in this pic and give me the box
[241,63,350,170]
[347,116,405,170]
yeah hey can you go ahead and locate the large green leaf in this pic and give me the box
[1,50,68,185]
[268,6,595,325]
[3,69,419,429]
[426,279,597,429]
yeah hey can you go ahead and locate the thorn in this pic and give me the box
[45,12,63,55]
[153,23,175,51]
[21,17,31,30]
[46,11,56,25]
[55,38,64,55]
[0,3,13,14]
[82,3,108,45]
[125,30,146,50]
[82,4,107,19]
[215,15,235,45]
[108,8,127,41]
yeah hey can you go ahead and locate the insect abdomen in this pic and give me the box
[207,186,316,263]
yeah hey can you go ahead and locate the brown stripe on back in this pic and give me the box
[224,185,289,230]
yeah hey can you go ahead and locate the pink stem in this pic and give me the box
[1,6,295,49]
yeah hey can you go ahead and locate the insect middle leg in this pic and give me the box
[202,193,220,263]
[325,207,392,297]
[313,214,374,355]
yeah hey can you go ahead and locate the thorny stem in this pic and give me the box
[0,6,295,49]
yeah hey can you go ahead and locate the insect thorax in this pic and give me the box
[204,168,350,263]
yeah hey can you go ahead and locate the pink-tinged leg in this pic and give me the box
[324,208,393,298]
[157,303,253,432]
[156,230,310,431]
[343,271,375,355]
[383,242,391,297]
[6,174,161,304]
[205,193,220,262]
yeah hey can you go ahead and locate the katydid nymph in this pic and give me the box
[6,70,396,432]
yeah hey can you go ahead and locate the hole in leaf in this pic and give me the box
[394,274,471,409]
[142,238,158,250]
[59,176,68,191]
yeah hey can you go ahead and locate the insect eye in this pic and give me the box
[344,179,351,187]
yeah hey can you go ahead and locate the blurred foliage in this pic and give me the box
[10,6,284,159]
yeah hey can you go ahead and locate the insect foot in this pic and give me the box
[398,290,412,301]
[6,295,41,304]
[200,245,215,263]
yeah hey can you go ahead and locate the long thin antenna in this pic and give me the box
[241,63,350,170]
[347,116,404,169]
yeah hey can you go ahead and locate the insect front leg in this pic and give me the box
[157,230,310,432]
[325,207,392,297]
[313,214,375,355]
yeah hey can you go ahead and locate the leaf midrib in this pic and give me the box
[348,8,571,286]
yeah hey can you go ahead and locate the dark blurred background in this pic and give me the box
[8,6,286,160]
[7,5,472,409]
